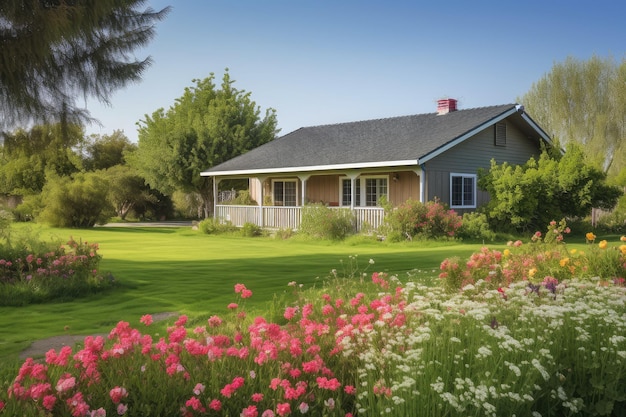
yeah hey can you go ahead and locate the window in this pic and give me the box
[450,173,476,208]
[494,122,506,146]
[273,180,297,206]
[340,176,387,207]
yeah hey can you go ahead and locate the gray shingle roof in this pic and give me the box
[203,104,519,175]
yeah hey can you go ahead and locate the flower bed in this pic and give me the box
[1,226,625,416]
[0,238,112,306]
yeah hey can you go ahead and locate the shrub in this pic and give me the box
[38,172,112,227]
[457,212,496,241]
[226,190,258,206]
[299,203,354,240]
[382,198,462,241]
[198,218,237,235]
[274,228,295,240]
[240,222,262,237]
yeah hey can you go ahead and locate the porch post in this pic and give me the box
[212,176,221,219]
[417,166,425,203]
[297,174,311,206]
[345,172,360,210]
[256,176,267,228]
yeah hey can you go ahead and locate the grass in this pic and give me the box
[0,225,486,363]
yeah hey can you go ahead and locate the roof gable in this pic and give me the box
[203,103,551,176]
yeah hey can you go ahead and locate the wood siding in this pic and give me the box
[425,120,541,213]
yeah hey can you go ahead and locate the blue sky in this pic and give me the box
[85,0,625,142]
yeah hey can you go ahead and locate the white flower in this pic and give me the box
[369,258,375,264]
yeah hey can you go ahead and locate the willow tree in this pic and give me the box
[0,0,169,130]
[519,55,626,177]
[129,70,279,218]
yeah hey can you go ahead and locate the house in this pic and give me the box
[201,99,553,231]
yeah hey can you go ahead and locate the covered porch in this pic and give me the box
[207,166,424,232]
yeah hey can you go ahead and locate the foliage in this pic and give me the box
[274,228,295,240]
[2,261,624,416]
[197,218,237,235]
[97,166,156,220]
[0,0,170,129]
[0,210,12,239]
[82,131,137,171]
[0,236,112,306]
[457,212,496,241]
[439,220,625,292]
[0,123,83,196]
[241,222,263,237]
[479,143,622,232]
[129,70,279,217]
[226,190,258,206]
[382,198,462,242]
[38,173,111,228]
[520,55,626,177]
[299,204,355,240]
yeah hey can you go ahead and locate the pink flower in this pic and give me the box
[251,393,264,402]
[209,399,222,411]
[344,385,356,395]
[193,383,205,395]
[241,405,258,417]
[91,408,106,417]
[241,288,253,298]
[283,306,298,320]
[109,386,128,404]
[55,374,76,393]
[234,283,247,293]
[139,314,153,326]
[175,315,188,326]
[208,315,223,327]
[276,403,291,416]
[185,397,205,412]
[43,395,56,411]
[261,411,275,417]
[117,403,128,415]
[228,303,239,309]
[299,402,309,413]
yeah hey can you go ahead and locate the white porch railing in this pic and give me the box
[215,205,385,232]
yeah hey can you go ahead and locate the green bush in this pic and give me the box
[226,190,258,206]
[299,203,354,240]
[198,217,237,234]
[382,199,462,241]
[38,172,112,227]
[274,228,295,240]
[241,222,262,237]
[457,212,496,241]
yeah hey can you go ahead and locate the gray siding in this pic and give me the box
[424,120,541,212]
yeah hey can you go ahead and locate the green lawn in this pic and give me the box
[0,226,487,362]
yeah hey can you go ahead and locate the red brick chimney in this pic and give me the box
[437,98,457,115]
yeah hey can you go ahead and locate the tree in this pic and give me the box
[519,55,626,177]
[82,130,137,171]
[129,70,279,217]
[98,165,155,220]
[0,123,83,195]
[478,143,622,232]
[0,0,169,130]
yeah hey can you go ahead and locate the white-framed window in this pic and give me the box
[450,173,476,208]
[272,179,297,206]
[340,175,387,207]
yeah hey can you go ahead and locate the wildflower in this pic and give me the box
[91,408,106,417]
[299,402,310,413]
[284,306,298,320]
[208,315,223,327]
[251,393,264,402]
[586,232,596,242]
[117,403,128,415]
[193,383,205,395]
[620,245,626,255]
[598,240,608,249]
[559,257,569,267]
[228,303,239,309]
[324,398,336,410]
[262,411,276,417]
[369,258,375,264]
[528,268,537,278]
[344,385,356,395]
[276,402,291,416]
[209,399,222,411]
[140,315,153,326]
[621,235,626,242]
[503,249,510,258]
[109,386,128,404]
[241,288,253,298]
[241,405,258,417]
[56,374,76,393]
[175,315,188,326]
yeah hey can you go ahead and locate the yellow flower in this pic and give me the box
[620,244,626,255]
[586,232,596,242]
[559,257,569,267]
[569,248,577,254]
[621,236,626,242]
[503,249,511,258]
[598,240,608,250]
[528,268,537,278]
